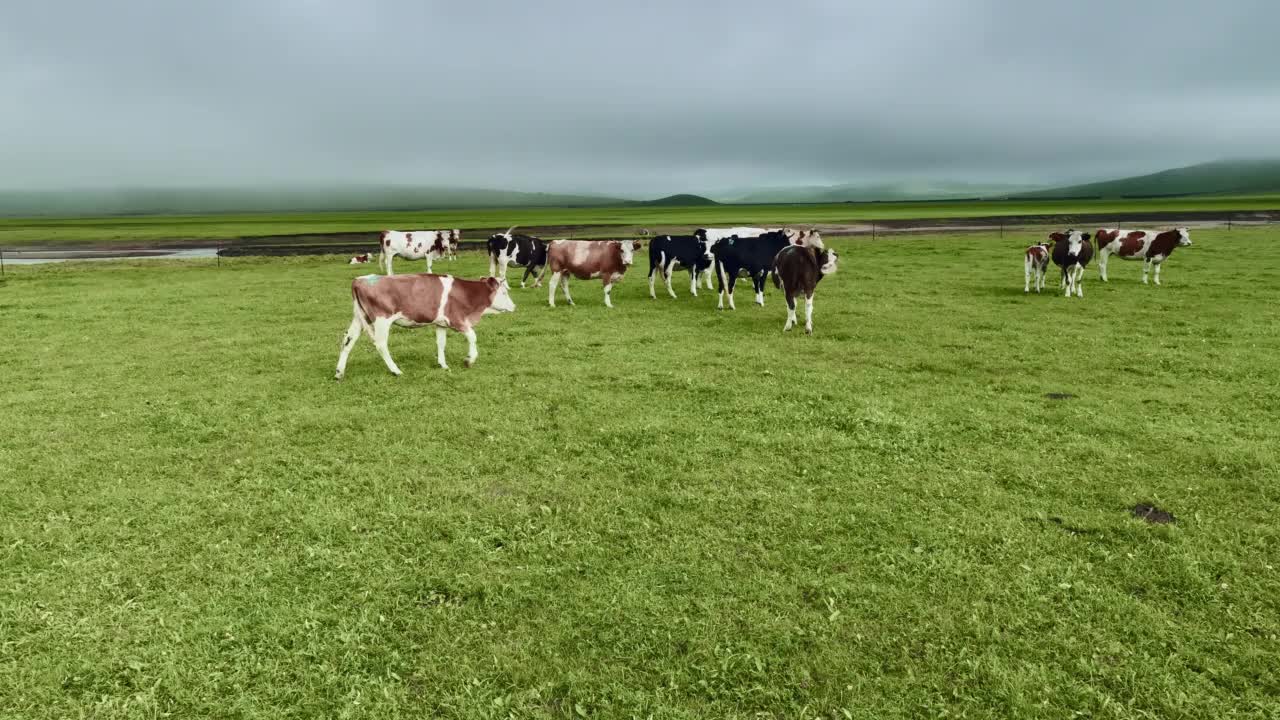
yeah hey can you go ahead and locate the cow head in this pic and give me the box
[1175,228,1192,247]
[785,228,825,249]
[483,277,517,315]
[697,237,716,263]
[616,239,636,266]
[818,249,838,276]
[692,229,708,244]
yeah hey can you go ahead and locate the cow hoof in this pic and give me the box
[334,373,344,381]
[464,359,474,369]
[805,327,813,335]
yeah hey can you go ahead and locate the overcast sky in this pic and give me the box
[3,0,1278,196]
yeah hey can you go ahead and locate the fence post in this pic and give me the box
[1227,218,1232,231]
[217,239,222,267]
[872,222,876,241]
[0,246,5,277]
[1000,219,1003,240]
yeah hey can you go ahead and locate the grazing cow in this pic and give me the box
[1051,230,1093,298]
[711,229,824,309]
[486,227,549,288]
[544,239,640,308]
[1094,228,1192,285]
[647,234,715,299]
[693,227,774,290]
[348,253,374,265]
[771,245,838,334]
[1023,241,1052,293]
[335,273,515,379]
[379,229,460,276]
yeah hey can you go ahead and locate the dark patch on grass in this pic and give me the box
[1131,503,1177,524]
[1044,392,1076,400]
[1028,516,1098,536]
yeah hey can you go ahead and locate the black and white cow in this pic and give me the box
[692,227,773,290]
[710,229,824,309]
[487,227,549,288]
[1051,229,1093,298]
[647,234,715,299]
[771,245,838,334]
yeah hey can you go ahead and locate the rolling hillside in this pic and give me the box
[0,186,629,217]
[1010,159,1280,199]
[729,181,1041,204]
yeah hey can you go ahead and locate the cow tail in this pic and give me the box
[351,284,375,339]
[770,263,781,289]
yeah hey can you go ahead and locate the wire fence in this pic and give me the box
[0,214,1273,271]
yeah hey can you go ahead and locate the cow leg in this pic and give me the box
[603,281,615,308]
[754,271,768,306]
[1142,259,1151,284]
[531,264,544,288]
[724,269,738,310]
[548,271,561,307]
[704,268,715,291]
[1063,268,1072,297]
[334,309,363,380]
[1154,261,1163,286]
[804,293,814,334]
[664,258,679,298]
[463,328,478,368]
[521,265,534,289]
[434,326,449,370]
[488,253,496,278]
[561,275,574,306]
[648,263,658,299]
[1024,258,1032,293]
[1099,249,1109,282]
[426,255,433,274]
[716,263,726,310]
[783,292,796,332]
[1074,266,1085,297]
[372,317,402,376]
[383,252,394,276]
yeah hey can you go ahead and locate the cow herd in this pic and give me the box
[335,222,1196,377]
[1024,227,1193,297]
[335,226,837,378]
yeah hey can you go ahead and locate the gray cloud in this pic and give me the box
[3,0,1279,196]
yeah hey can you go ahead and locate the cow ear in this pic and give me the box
[1082,233,1091,241]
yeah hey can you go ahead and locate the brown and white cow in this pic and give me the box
[379,229,461,276]
[770,245,838,334]
[335,273,515,379]
[1023,240,1052,293]
[348,253,374,265]
[543,239,641,308]
[1094,228,1192,285]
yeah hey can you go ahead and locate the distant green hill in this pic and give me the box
[730,180,1040,204]
[0,186,629,217]
[1010,159,1280,199]
[636,194,719,207]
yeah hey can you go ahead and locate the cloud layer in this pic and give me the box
[4,0,1278,196]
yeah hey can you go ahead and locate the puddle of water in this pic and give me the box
[0,247,219,265]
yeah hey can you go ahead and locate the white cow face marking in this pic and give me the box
[1177,228,1192,247]
[618,240,635,266]
[489,281,517,313]
[699,239,715,263]
[819,249,838,275]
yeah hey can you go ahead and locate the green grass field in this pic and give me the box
[2,228,1278,718]
[3,195,1280,247]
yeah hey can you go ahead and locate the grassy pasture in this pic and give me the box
[3,195,1280,246]
[1,228,1278,718]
